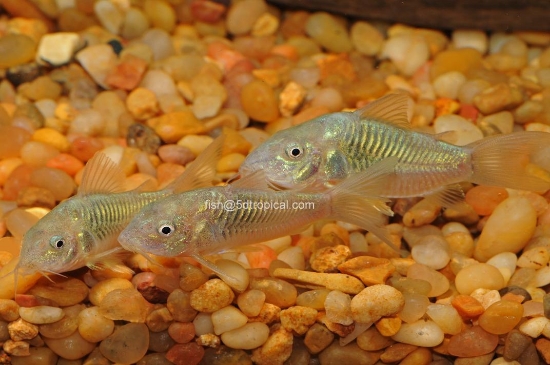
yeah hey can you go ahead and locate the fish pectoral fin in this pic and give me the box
[78,152,127,195]
[167,135,225,194]
[190,253,241,287]
[423,184,465,210]
[354,92,412,129]
[86,247,134,274]
[230,169,273,190]
[432,130,459,144]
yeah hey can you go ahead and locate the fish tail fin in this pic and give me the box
[165,135,225,194]
[328,157,400,252]
[470,131,550,193]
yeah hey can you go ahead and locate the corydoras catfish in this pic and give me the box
[118,157,398,276]
[15,136,224,280]
[238,93,550,206]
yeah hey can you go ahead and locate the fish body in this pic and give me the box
[17,136,223,277]
[239,93,550,205]
[118,157,397,260]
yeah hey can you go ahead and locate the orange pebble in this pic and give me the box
[451,294,485,319]
[46,153,85,176]
[245,244,278,269]
[157,162,185,188]
[294,236,316,260]
[292,106,330,125]
[270,44,299,61]
[459,103,479,121]
[320,223,350,245]
[465,185,508,216]
[435,98,460,117]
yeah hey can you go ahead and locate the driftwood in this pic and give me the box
[267,0,550,32]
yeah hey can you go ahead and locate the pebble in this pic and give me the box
[478,300,523,334]
[126,87,159,120]
[75,44,118,89]
[249,277,297,308]
[36,32,81,66]
[99,288,150,323]
[455,263,505,295]
[380,343,418,363]
[226,0,267,35]
[391,319,444,347]
[217,152,245,172]
[273,268,364,295]
[149,329,175,353]
[0,34,36,68]
[519,316,549,338]
[465,186,509,216]
[237,289,265,317]
[382,34,430,76]
[27,277,88,307]
[426,303,462,335]
[10,346,58,365]
[18,306,63,325]
[338,256,395,286]
[166,342,205,365]
[77,306,114,343]
[145,306,173,332]
[99,322,149,364]
[148,110,206,143]
[106,55,148,91]
[473,83,524,115]
[452,30,488,54]
[317,341,380,365]
[280,306,317,335]
[141,28,175,61]
[247,302,281,325]
[43,330,95,360]
[121,7,149,39]
[304,323,334,354]
[431,48,483,79]
[411,235,451,270]
[433,114,483,146]
[474,196,537,262]
[20,76,62,101]
[0,126,32,159]
[166,289,197,323]
[190,279,235,313]
[220,322,270,350]
[88,278,133,306]
[168,322,195,344]
[240,79,280,123]
[504,329,533,360]
[8,317,38,341]
[447,326,499,357]
[324,290,353,325]
[350,284,404,324]
[310,245,351,273]
[251,324,293,365]
[406,263,450,297]
[295,289,330,311]
[305,12,352,53]
[400,293,430,324]
[143,0,176,33]
[376,316,402,337]
[211,306,248,335]
[2,340,30,356]
[351,21,384,56]
[94,0,123,34]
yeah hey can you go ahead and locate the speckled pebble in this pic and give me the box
[190,279,235,313]
[350,284,405,324]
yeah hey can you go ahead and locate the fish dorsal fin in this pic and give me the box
[230,169,274,190]
[166,135,225,194]
[78,152,126,195]
[354,92,412,129]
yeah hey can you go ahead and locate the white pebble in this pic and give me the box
[391,320,444,347]
[452,30,488,54]
[433,71,467,99]
[324,290,353,325]
[350,21,384,56]
[433,114,483,146]
[381,34,430,76]
[211,306,248,335]
[140,70,178,99]
[37,32,82,66]
[533,265,550,287]
[34,99,57,118]
[75,44,118,89]
[277,246,305,270]
[518,247,550,269]
[19,306,64,325]
[480,111,514,134]
[220,322,270,350]
[426,304,462,335]
[140,28,175,61]
[519,316,550,338]
[411,235,450,270]
[486,252,517,282]
[349,231,368,253]
[193,313,214,336]
[94,0,123,34]
[69,109,105,136]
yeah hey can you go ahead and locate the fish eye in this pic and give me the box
[50,236,65,249]
[158,224,174,236]
[286,145,303,159]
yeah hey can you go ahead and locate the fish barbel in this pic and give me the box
[15,136,223,280]
[117,157,398,274]
[239,93,550,206]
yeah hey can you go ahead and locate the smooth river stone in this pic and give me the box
[43,330,96,360]
[447,326,499,357]
[99,323,149,364]
[474,196,537,262]
[391,319,444,347]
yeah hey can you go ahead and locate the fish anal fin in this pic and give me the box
[167,135,225,194]
[354,92,412,129]
[423,184,465,210]
[78,152,126,195]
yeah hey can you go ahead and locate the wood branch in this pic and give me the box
[267,0,550,32]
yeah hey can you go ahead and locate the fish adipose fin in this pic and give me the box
[470,131,550,193]
[329,157,400,252]
[424,184,465,210]
[78,153,127,195]
[354,92,412,130]
[166,135,225,194]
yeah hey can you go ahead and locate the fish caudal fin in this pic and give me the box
[166,135,225,193]
[328,157,399,251]
[470,131,550,193]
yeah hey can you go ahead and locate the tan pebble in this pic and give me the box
[403,198,441,227]
[350,284,404,324]
[146,306,173,332]
[380,342,418,363]
[8,318,38,341]
[478,300,523,335]
[296,289,331,310]
[211,306,248,335]
[252,12,279,37]
[391,319,444,347]
[318,341,381,365]
[280,306,317,335]
[375,316,402,337]
[43,330,95,360]
[32,128,70,152]
[304,323,334,354]
[400,347,432,365]
[190,279,235,313]
[99,323,149,364]
[517,247,549,269]
[99,288,150,323]
[251,324,293,365]
[316,312,355,338]
[126,87,159,120]
[148,110,206,143]
[196,333,220,348]
[78,306,115,343]
[217,152,245,172]
[324,290,353,325]
[247,303,281,325]
[273,268,365,294]
[27,277,88,307]
[279,81,307,117]
[310,245,351,273]
[470,288,501,309]
[447,325,498,357]
[248,277,297,308]
[519,316,550,338]
[406,263,450,297]
[18,306,64,325]
[221,322,270,350]
[356,326,394,351]
[473,83,524,115]
[0,299,20,321]
[237,289,265,317]
[38,304,83,340]
[338,255,395,286]
[426,303,462,335]
[88,278,133,306]
[455,263,505,295]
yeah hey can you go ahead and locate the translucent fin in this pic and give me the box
[470,131,550,193]
[423,184,465,210]
[230,169,273,190]
[354,92,412,129]
[432,130,458,144]
[166,135,225,194]
[78,152,126,195]
[190,253,240,286]
[329,157,399,251]
[86,247,134,274]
